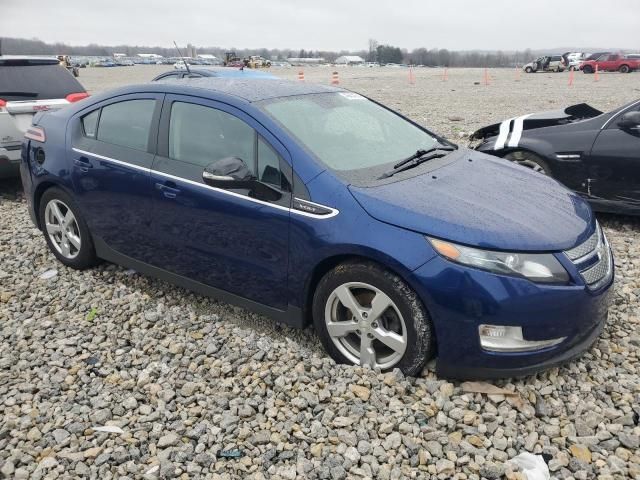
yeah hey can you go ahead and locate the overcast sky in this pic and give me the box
[2,0,639,51]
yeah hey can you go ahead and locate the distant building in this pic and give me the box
[286,57,326,65]
[197,54,218,60]
[137,53,163,59]
[335,55,365,65]
[113,53,127,58]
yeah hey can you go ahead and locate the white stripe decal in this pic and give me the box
[494,117,515,150]
[507,114,532,148]
[71,148,339,220]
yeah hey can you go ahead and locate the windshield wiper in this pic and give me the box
[380,145,456,179]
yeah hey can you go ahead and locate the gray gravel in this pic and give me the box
[1,67,640,479]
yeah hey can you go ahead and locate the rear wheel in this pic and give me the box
[39,187,97,269]
[619,65,630,73]
[504,150,550,175]
[313,261,434,375]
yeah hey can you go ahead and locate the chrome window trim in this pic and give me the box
[72,148,339,219]
[601,99,640,130]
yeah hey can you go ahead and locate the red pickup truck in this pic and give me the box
[579,53,640,74]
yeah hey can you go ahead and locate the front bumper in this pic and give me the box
[411,254,613,379]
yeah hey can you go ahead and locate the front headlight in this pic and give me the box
[428,237,569,284]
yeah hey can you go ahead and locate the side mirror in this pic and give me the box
[202,156,283,201]
[617,111,640,129]
[202,156,255,188]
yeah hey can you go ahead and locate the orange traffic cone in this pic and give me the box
[408,67,415,84]
[594,64,599,82]
[331,71,339,85]
[442,68,448,81]
[568,68,574,86]
[484,67,490,85]
[515,64,521,81]
[298,70,305,82]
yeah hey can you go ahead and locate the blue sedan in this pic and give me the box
[21,79,614,378]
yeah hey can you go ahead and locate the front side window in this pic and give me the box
[168,101,289,191]
[97,99,156,151]
[260,93,439,173]
[169,102,255,170]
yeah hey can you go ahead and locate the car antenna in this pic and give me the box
[173,41,192,76]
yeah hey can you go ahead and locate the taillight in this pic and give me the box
[25,126,46,143]
[66,92,90,103]
[0,99,6,109]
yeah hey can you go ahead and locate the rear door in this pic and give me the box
[70,93,163,261]
[587,102,640,211]
[149,94,292,309]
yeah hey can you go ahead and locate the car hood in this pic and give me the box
[348,153,594,252]
[470,103,603,140]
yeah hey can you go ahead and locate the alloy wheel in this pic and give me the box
[324,282,407,370]
[44,199,81,259]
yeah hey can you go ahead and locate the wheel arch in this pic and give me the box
[300,252,430,328]
[32,181,75,229]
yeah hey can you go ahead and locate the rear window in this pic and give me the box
[0,64,85,101]
[97,100,156,151]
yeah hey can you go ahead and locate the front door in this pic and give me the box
[149,95,292,310]
[587,104,640,213]
[70,94,163,261]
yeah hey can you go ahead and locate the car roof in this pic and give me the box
[0,56,60,66]
[173,67,277,79]
[159,77,342,102]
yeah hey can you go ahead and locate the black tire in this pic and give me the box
[619,65,630,74]
[38,187,97,269]
[583,65,594,74]
[525,66,533,73]
[504,150,551,175]
[313,261,434,376]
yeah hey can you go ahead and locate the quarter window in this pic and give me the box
[82,109,99,138]
[96,99,156,151]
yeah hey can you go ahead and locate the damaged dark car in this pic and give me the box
[471,99,640,215]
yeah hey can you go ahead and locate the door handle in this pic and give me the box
[155,181,181,199]
[73,157,93,172]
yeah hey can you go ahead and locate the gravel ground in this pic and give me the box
[1,67,639,479]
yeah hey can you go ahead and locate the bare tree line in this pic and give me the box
[0,36,571,67]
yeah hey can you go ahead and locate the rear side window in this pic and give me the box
[169,101,255,169]
[97,100,156,151]
[0,64,84,101]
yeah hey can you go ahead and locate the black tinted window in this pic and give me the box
[169,102,255,170]
[257,137,282,187]
[0,64,84,101]
[97,100,156,151]
[82,110,99,138]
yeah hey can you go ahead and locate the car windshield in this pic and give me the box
[260,92,440,172]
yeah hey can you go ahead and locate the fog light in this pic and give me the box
[478,324,566,352]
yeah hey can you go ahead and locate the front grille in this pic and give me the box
[564,223,613,290]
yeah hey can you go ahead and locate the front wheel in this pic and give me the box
[583,65,594,74]
[39,187,97,269]
[504,150,550,175]
[313,261,434,376]
[524,67,533,73]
